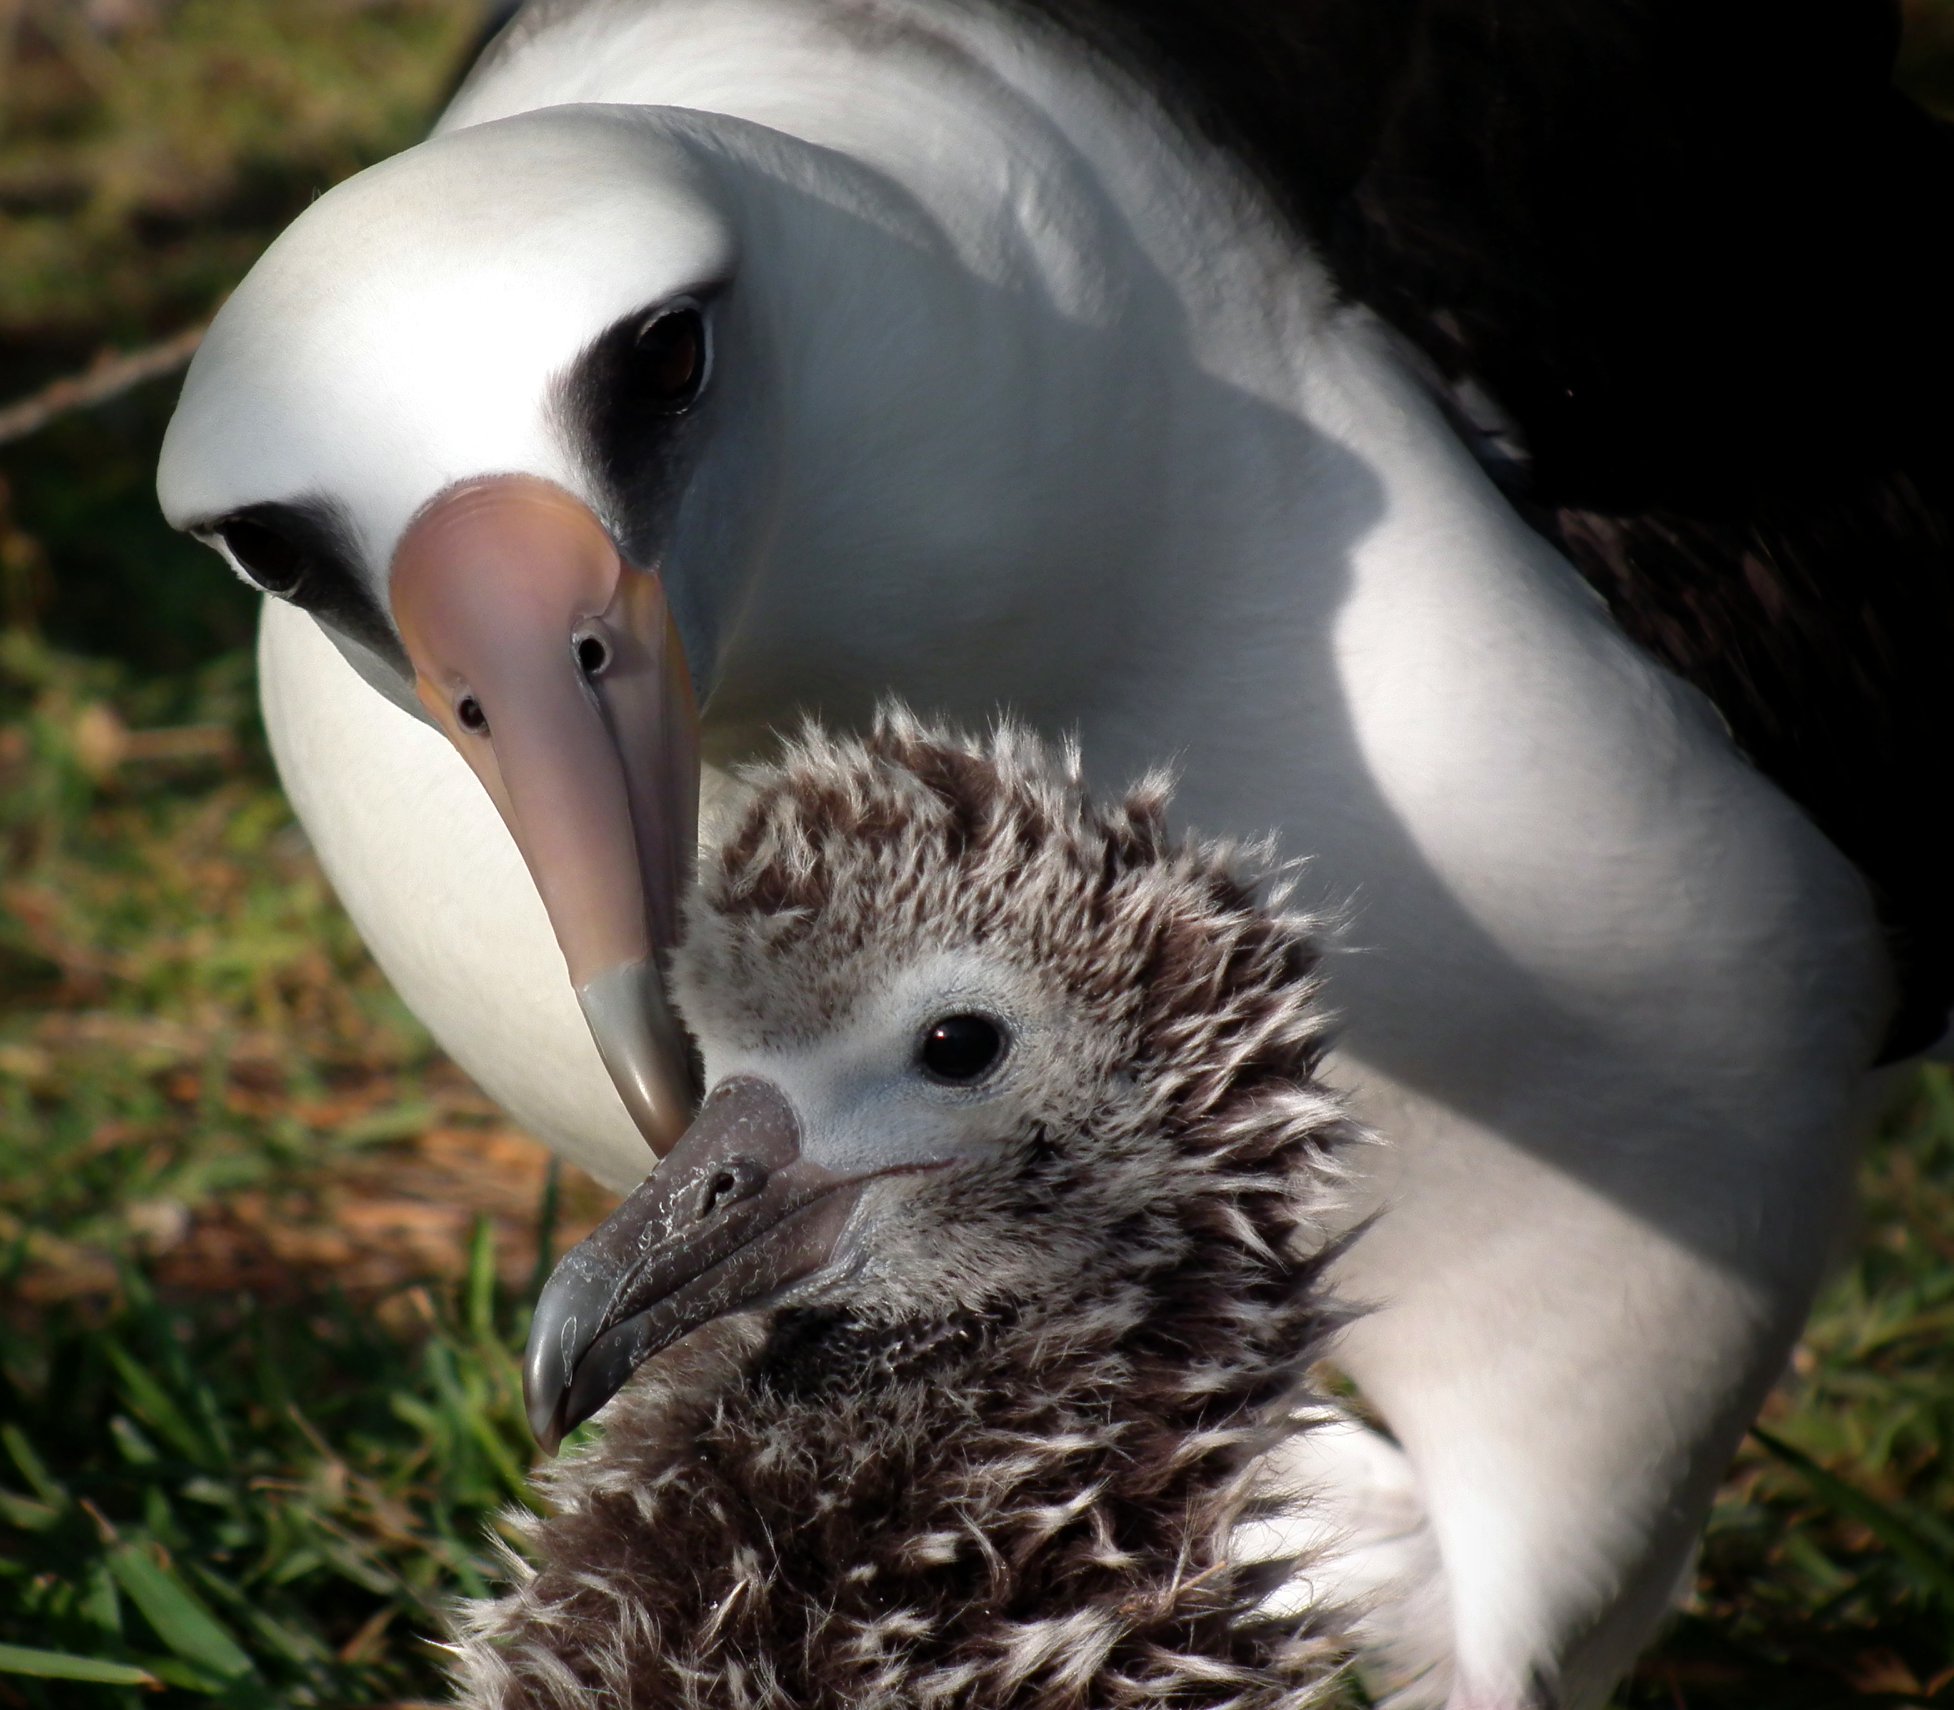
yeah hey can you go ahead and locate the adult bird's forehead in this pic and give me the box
[157,106,739,554]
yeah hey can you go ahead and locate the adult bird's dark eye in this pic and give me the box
[215,518,311,596]
[919,1014,1006,1084]
[634,306,707,408]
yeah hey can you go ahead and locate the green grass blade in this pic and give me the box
[106,1543,256,1682]
[79,1560,124,1640]
[465,1214,498,1345]
[0,1642,157,1686]
[528,1154,563,1302]
[1752,1426,1954,1610]
[0,1424,70,1509]
[0,1488,61,1531]
[103,1339,218,1465]
[147,1657,236,1696]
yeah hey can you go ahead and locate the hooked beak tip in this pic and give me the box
[522,1252,611,1455]
[577,961,698,1154]
[518,1077,862,1450]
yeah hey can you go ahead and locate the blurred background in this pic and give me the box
[1,2,1951,1704]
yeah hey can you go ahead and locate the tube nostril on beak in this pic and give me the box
[576,633,610,677]
[696,1157,766,1220]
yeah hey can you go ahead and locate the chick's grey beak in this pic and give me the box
[390,474,699,1154]
[523,1077,867,1454]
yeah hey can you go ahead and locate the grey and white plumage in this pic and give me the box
[151,4,1945,1704]
[447,713,1358,1709]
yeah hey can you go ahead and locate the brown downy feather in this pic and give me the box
[447,711,1360,1709]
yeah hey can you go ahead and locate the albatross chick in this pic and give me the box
[450,713,1358,1709]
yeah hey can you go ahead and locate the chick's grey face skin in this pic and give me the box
[708,950,1134,1326]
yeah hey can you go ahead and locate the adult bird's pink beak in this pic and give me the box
[390,475,699,1153]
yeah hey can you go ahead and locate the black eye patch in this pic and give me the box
[214,516,313,596]
[191,496,408,677]
[555,289,723,552]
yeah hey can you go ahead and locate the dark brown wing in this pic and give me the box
[1330,0,1954,1058]
[1034,0,1954,1056]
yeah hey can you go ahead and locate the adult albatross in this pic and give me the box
[154,3,1953,1705]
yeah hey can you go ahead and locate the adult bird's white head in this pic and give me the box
[155,107,790,1150]
[160,83,1164,1149]
[159,88,1166,1156]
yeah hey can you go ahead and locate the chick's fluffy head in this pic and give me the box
[668,709,1352,1330]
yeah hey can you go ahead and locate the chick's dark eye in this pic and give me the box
[919,1014,1006,1084]
[213,518,311,596]
[634,305,707,408]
